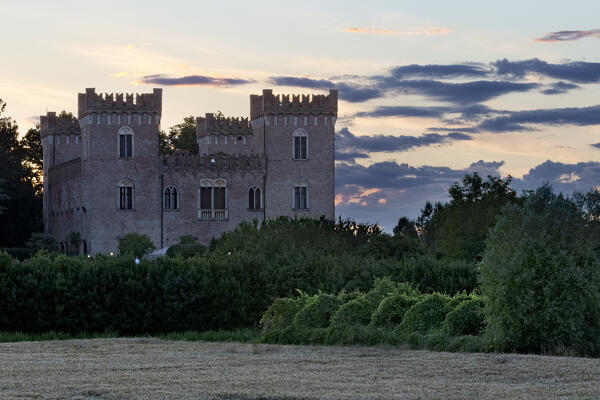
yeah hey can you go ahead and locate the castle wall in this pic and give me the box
[42,88,336,255]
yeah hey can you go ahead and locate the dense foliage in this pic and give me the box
[118,233,156,258]
[480,186,600,356]
[259,278,485,351]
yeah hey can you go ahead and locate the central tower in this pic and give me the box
[250,89,337,220]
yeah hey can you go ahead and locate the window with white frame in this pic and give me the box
[199,179,227,220]
[118,179,134,209]
[293,180,308,210]
[248,186,262,210]
[293,128,308,160]
[164,186,179,210]
[118,126,133,157]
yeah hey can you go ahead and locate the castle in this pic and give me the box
[41,88,338,255]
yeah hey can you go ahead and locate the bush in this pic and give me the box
[26,233,58,253]
[118,233,155,258]
[259,296,307,343]
[398,293,451,337]
[293,293,342,330]
[330,296,374,328]
[425,331,449,352]
[167,235,206,258]
[370,293,419,327]
[443,298,485,336]
[480,186,600,356]
[447,335,485,353]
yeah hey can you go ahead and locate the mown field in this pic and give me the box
[1,338,599,399]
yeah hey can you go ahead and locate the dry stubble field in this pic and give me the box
[1,338,599,399]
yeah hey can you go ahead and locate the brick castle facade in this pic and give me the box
[41,88,337,255]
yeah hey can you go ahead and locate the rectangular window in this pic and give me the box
[119,187,132,209]
[119,135,132,157]
[294,187,307,209]
[294,137,307,159]
[214,188,226,209]
[200,187,212,209]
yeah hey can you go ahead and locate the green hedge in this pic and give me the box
[259,278,486,351]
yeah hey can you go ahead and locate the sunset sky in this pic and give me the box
[2,1,600,230]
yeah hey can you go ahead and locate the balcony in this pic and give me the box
[198,209,228,220]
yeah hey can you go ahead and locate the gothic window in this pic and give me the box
[293,180,308,210]
[199,179,227,220]
[164,186,179,210]
[118,179,134,210]
[248,186,262,210]
[293,128,308,160]
[118,126,133,158]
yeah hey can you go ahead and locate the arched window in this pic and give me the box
[248,186,262,210]
[164,186,179,210]
[118,126,133,157]
[293,180,308,210]
[118,179,134,209]
[293,128,308,160]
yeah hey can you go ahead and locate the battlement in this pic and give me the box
[161,151,264,171]
[78,88,162,118]
[40,112,81,138]
[197,113,252,136]
[250,89,338,119]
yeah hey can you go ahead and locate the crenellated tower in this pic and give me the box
[196,113,257,155]
[250,89,338,219]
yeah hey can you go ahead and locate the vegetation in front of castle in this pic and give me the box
[2,98,600,356]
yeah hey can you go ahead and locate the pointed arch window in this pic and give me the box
[248,186,262,210]
[118,126,133,157]
[293,128,308,160]
[164,186,179,210]
[118,179,134,209]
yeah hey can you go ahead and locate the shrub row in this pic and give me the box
[259,278,486,352]
[0,249,476,334]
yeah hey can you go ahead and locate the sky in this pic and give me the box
[2,0,600,230]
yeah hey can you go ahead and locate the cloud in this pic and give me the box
[335,158,600,231]
[136,74,253,87]
[541,81,580,95]
[390,64,489,79]
[493,58,600,83]
[268,76,383,103]
[375,79,539,105]
[477,105,600,132]
[335,128,471,158]
[591,143,600,149]
[535,29,600,42]
[343,27,452,36]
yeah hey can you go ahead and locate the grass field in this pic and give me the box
[1,338,599,399]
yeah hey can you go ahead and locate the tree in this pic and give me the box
[417,173,518,261]
[20,125,43,193]
[161,116,197,155]
[26,232,58,253]
[67,231,81,256]
[0,99,43,247]
[480,185,600,355]
[118,233,155,258]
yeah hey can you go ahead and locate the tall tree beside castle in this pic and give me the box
[0,99,43,247]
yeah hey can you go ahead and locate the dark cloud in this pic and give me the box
[269,76,382,103]
[376,78,539,104]
[493,58,600,83]
[269,76,334,89]
[335,128,471,156]
[541,81,580,95]
[535,29,600,42]
[478,105,600,132]
[389,64,489,79]
[335,158,600,231]
[355,105,452,118]
[138,74,252,87]
[591,143,600,149]
[335,150,370,162]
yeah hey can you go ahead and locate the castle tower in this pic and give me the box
[250,89,338,220]
[76,88,163,254]
[40,112,82,235]
[196,113,257,155]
